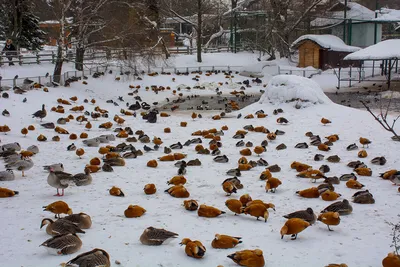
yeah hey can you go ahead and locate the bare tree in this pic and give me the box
[47,0,73,83]
[161,0,224,62]
[360,95,400,141]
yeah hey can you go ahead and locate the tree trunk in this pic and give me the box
[197,0,202,63]
[53,42,63,84]
[75,46,85,71]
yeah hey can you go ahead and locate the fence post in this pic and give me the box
[338,67,341,89]
[18,54,23,66]
[39,76,41,85]
[303,70,306,77]
[228,66,230,72]
[0,55,2,66]
[278,66,280,75]
[36,52,40,64]
[372,60,375,77]
[174,67,177,74]
[186,67,189,73]
[349,66,352,87]
[13,77,17,87]
[51,51,55,64]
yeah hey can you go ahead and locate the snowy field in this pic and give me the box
[1,59,400,267]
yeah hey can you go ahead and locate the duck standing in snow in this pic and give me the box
[47,168,73,196]
[32,104,47,121]
[5,156,34,177]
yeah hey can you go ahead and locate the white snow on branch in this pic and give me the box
[204,26,224,48]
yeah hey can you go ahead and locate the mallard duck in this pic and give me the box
[63,213,92,229]
[321,199,352,215]
[32,104,47,121]
[40,218,85,236]
[5,156,34,177]
[0,169,15,181]
[40,233,82,255]
[340,173,357,181]
[72,168,92,186]
[66,248,110,267]
[103,157,125,166]
[102,163,113,172]
[295,142,308,149]
[140,227,179,245]
[283,207,317,225]
[314,154,324,161]
[371,156,387,166]
[170,142,183,149]
[187,159,201,166]
[47,168,73,196]
[213,155,229,163]
[41,122,55,129]
[346,143,358,151]
[327,155,340,163]
[27,145,39,154]
[389,171,400,185]
[236,140,245,147]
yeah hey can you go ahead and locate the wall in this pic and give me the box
[331,22,382,47]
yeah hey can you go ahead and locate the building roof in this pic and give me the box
[344,39,400,60]
[164,14,217,25]
[373,8,400,22]
[291,34,361,52]
[311,2,375,27]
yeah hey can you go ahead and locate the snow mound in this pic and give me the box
[259,75,332,107]
[239,62,276,78]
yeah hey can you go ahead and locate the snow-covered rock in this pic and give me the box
[259,75,332,107]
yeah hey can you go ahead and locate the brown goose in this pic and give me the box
[66,248,110,267]
[40,218,85,236]
[63,213,92,229]
[32,104,47,121]
[40,233,82,255]
[140,226,178,245]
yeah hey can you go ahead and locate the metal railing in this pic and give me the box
[0,64,243,89]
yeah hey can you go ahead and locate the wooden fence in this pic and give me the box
[0,46,232,66]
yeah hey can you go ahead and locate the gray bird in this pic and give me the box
[40,218,85,236]
[41,122,55,129]
[47,168,73,196]
[72,168,92,186]
[66,248,110,267]
[1,142,21,151]
[283,208,317,225]
[40,233,82,255]
[140,227,178,246]
[5,157,34,177]
[27,145,39,154]
[0,169,15,181]
[63,213,92,229]
[43,163,64,172]
[321,199,353,215]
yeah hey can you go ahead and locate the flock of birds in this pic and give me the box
[1,69,400,267]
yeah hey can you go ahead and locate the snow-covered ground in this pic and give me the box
[0,71,399,267]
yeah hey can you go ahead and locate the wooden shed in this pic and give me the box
[291,34,361,70]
